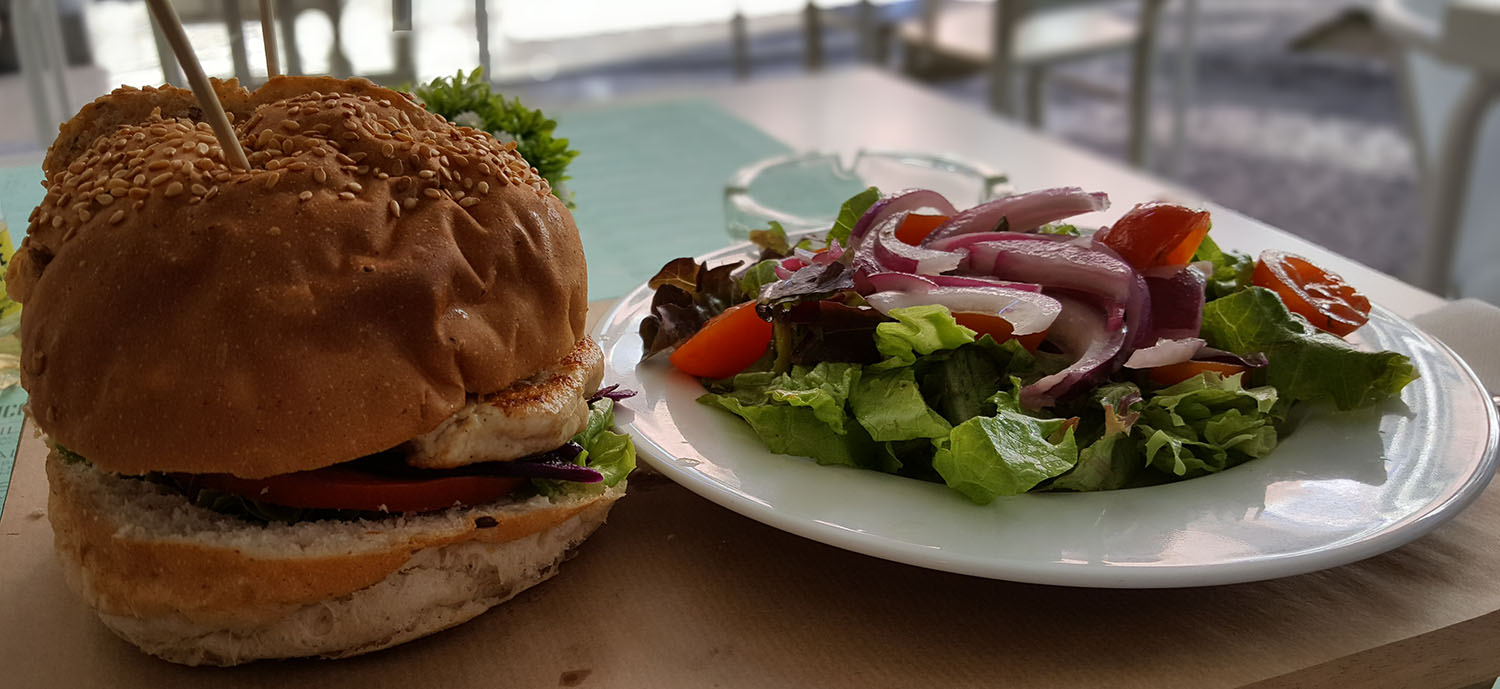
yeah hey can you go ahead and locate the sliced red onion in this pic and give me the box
[921,187,1111,245]
[588,384,637,403]
[1145,265,1206,341]
[1189,260,1214,279]
[774,258,804,280]
[1022,294,1127,409]
[854,211,967,276]
[950,238,1152,350]
[1123,338,1206,369]
[864,286,1062,337]
[1195,347,1269,368]
[863,271,1041,294]
[848,189,958,246]
[925,231,1075,254]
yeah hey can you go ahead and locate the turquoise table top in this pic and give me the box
[0,99,793,512]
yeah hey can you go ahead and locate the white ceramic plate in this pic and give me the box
[594,242,1500,588]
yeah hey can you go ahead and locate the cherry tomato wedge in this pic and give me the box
[1095,202,1212,270]
[187,467,524,513]
[895,213,951,245]
[670,300,773,379]
[1147,360,1250,387]
[1252,251,1371,336]
[952,311,1047,351]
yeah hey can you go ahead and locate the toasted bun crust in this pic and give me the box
[47,450,624,665]
[10,76,588,477]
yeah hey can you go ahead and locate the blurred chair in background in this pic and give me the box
[894,0,1191,169]
[1376,0,1500,300]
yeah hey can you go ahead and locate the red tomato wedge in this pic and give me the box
[670,300,773,378]
[952,311,1047,351]
[1096,202,1212,270]
[1147,360,1250,386]
[188,467,524,513]
[1252,251,1371,336]
[895,213,951,245]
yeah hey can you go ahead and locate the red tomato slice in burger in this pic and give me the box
[188,466,524,513]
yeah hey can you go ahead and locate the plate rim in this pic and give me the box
[594,240,1500,588]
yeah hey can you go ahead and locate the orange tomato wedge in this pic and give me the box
[895,213,951,245]
[669,301,774,379]
[952,311,1047,351]
[1096,202,1213,270]
[1252,251,1371,337]
[1147,360,1250,387]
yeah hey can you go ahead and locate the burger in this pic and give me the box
[7,76,634,666]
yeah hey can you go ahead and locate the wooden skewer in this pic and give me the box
[143,0,251,170]
[258,0,280,77]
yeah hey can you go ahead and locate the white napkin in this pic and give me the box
[1411,298,1500,393]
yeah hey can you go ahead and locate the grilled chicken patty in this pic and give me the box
[406,337,604,468]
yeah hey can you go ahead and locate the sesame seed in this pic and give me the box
[194,159,214,170]
[453,190,465,200]
[79,209,92,222]
[266,159,281,171]
[265,173,282,190]
[164,182,184,197]
[280,120,301,132]
[477,181,489,194]
[298,191,313,201]
[190,183,208,196]
[388,199,400,217]
[96,194,115,206]
[197,142,210,155]
[346,182,363,193]
[205,186,218,199]
[403,197,417,210]
[129,188,149,200]
[356,166,369,175]
[132,174,146,186]
[288,161,307,171]
[109,188,128,198]
[377,172,390,180]
[214,171,232,182]
[109,210,126,224]
[351,152,368,162]
[51,216,64,228]
[418,170,435,179]
[381,143,394,157]
[313,168,327,183]
[339,191,356,200]
[422,188,442,199]
[459,197,480,208]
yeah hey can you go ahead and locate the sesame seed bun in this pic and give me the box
[7,76,590,478]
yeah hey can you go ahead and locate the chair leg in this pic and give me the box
[278,0,301,75]
[803,2,823,71]
[223,0,251,83]
[731,11,750,79]
[1127,0,1166,168]
[476,0,491,79]
[988,0,1019,116]
[1421,74,1500,295]
[1025,65,1047,128]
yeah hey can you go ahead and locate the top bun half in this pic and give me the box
[8,76,589,478]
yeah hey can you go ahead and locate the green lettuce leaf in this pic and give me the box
[849,368,951,442]
[914,337,1036,424]
[1191,234,1255,300]
[826,187,881,248]
[737,259,782,302]
[699,362,880,469]
[1200,287,1418,410]
[1050,383,1145,492]
[932,387,1078,504]
[872,305,977,370]
[537,398,636,496]
[1136,372,1279,478]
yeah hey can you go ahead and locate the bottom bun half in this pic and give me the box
[45,449,624,666]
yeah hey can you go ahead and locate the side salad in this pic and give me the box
[639,187,1418,504]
